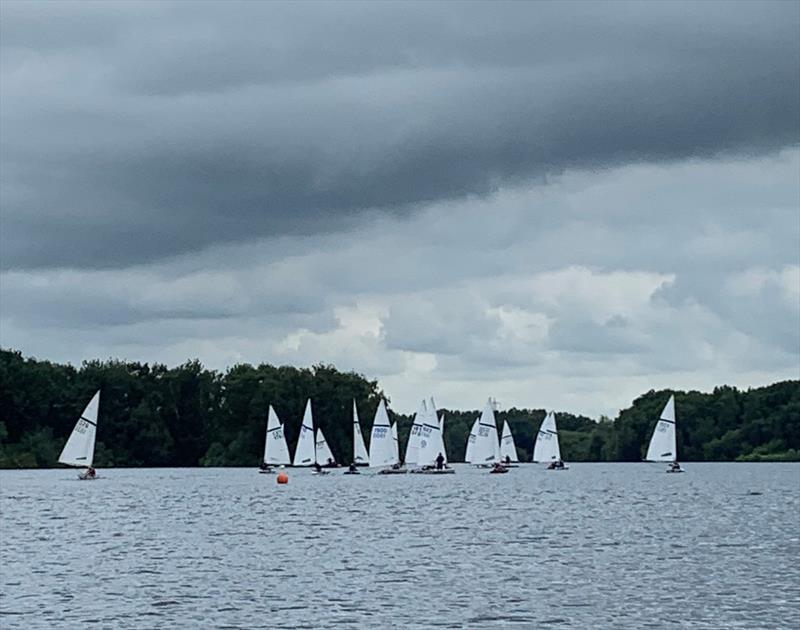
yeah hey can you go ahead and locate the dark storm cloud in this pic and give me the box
[1,0,798,269]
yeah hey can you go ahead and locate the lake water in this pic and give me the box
[1,464,799,629]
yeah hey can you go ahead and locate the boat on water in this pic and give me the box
[58,390,101,480]
[292,399,316,467]
[464,416,479,464]
[472,399,502,471]
[370,400,407,474]
[645,395,683,473]
[499,420,519,468]
[410,398,454,474]
[315,427,339,467]
[261,405,291,473]
[403,399,426,469]
[534,411,568,470]
[352,400,369,467]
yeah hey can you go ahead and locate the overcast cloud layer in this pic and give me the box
[1,1,798,416]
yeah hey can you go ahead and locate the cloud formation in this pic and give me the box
[1,1,798,268]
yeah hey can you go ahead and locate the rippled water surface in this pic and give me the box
[1,464,799,629]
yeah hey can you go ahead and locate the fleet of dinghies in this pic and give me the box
[58,390,686,477]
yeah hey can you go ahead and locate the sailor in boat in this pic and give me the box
[504,455,512,466]
[259,462,273,473]
[435,452,445,471]
[313,462,322,473]
[391,462,403,470]
[347,462,358,473]
[491,462,508,473]
[669,461,682,472]
[548,459,565,470]
[324,457,338,468]
[81,466,97,480]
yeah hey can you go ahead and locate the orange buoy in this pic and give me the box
[277,472,289,484]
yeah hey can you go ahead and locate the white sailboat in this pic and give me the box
[315,427,337,467]
[262,405,291,471]
[58,390,100,480]
[472,399,501,467]
[533,411,567,469]
[403,399,427,466]
[646,395,683,473]
[499,420,519,466]
[352,400,369,466]
[411,400,453,474]
[293,399,316,467]
[464,416,479,463]
[370,400,404,472]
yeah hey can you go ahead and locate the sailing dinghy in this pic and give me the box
[370,400,406,474]
[472,399,501,469]
[293,399,316,467]
[261,405,291,472]
[352,400,369,467]
[534,412,567,470]
[499,421,519,467]
[59,390,100,480]
[316,427,338,467]
[464,416,479,463]
[403,400,426,468]
[410,399,454,474]
[645,395,683,473]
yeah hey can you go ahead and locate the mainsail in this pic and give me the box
[352,400,369,465]
[391,423,399,463]
[58,390,100,468]
[403,400,427,465]
[464,416,479,463]
[472,399,500,465]
[292,399,316,466]
[533,412,561,462]
[646,395,677,462]
[369,400,396,467]
[499,421,518,462]
[416,402,443,467]
[315,427,335,465]
[263,405,291,465]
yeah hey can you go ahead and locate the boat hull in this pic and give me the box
[410,468,455,474]
[377,468,408,475]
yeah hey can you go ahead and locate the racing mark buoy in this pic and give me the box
[277,471,289,484]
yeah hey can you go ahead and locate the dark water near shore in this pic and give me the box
[1,463,799,629]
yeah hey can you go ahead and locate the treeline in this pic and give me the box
[0,349,798,467]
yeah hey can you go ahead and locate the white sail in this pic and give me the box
[58,390,100,468]
[369,400,396,467]
[533,412,562,462]
[500,420,518,462]
[293,399,316,466]
[472,399,500,465]
[437,413,448,464]
[464,416,479,463]
[416,403,443,467]
[404,399,427,465]
[391,422,399,463]
[315,427,336,465]
[352,400,369,465]
[263,405,291,465]
[646,395,677,462]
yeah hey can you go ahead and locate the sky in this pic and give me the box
[1,0,798,417]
